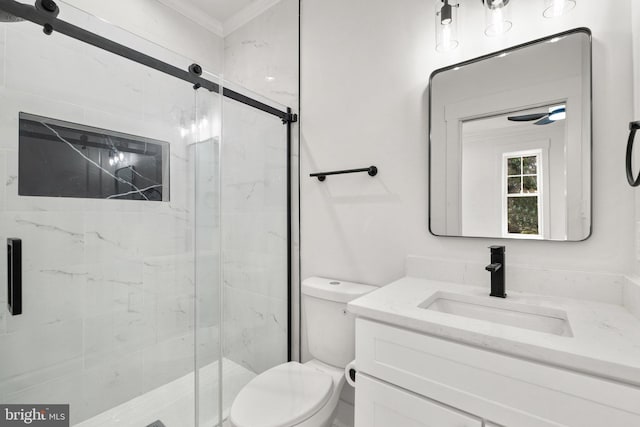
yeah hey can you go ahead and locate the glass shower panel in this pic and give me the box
[0,6,221,427]
[193,73,223,427]
[221,93,289,416]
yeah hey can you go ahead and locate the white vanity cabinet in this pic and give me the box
[354,319,640,427]
[356,373,481,427]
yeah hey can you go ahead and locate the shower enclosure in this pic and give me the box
[0,1,294,426]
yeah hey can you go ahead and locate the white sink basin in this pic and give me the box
[419,292,573,337]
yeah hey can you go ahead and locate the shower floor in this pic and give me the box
[75,359,255,427]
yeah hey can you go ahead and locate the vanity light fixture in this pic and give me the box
[482,0,512,37]
[434,1,576,53]
[543,0,576,18]
[435,0,459,52]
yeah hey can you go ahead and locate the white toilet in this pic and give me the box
[229,277,377,427]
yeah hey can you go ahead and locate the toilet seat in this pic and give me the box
[229,362,334,427]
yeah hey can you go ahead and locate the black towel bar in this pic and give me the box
[310,166,378,182]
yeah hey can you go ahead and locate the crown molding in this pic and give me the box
[156,0,224,37]
[157,0,282,38]
[223,0,282,36]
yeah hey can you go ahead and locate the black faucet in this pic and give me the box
[485,246,506,298]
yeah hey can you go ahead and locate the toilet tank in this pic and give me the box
[302,277,377,368]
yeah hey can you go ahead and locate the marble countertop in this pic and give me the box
[348,277,640,387]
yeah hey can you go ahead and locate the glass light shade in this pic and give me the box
[543,0,576,18]
[484,1,512,37]
[435,0,459,52]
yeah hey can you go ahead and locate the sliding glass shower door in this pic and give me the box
[194,84,292,426]
[0,3,222,426]
[219,90,290,413]
[0,2,294,427]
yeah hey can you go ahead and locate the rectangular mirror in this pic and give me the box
[429,28,591,241]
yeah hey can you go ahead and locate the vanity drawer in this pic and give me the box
[355,373,481,427]
[355,319,640,427]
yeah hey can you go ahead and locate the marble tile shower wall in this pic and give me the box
[222,0,299,369]
[224,0,299,110]
[0,24,219,424]
[221,98,288,375]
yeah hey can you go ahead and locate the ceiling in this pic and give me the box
[157,0,280,37]
[188,0,257,22]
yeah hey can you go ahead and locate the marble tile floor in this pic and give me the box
[76,358,255,427]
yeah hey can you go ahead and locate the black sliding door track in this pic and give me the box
[0,0,297,124]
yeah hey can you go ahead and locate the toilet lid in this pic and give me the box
[229,362,334,427]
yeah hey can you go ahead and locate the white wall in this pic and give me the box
[633,2,640,275]
[300,0,634,291]
[634,3,640,120]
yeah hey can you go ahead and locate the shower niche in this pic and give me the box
[18,112,169,201]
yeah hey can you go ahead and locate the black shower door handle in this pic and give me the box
[7,238,22,315]
[626,121,640,187]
